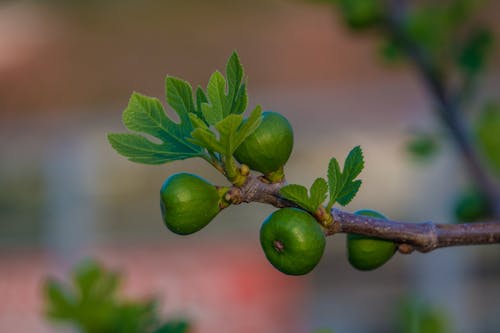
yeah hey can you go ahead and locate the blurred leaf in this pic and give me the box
[44,260,190,333]
[453,187,491,223]
[153,321,190,333]
[406,133,439,160]
[448,0,487,26]
[379,38,404,63]
[396,297,451,333]
[406,5,452,59]
[458,28,493,75]
[338,0,383,30]
[475,102,500,175]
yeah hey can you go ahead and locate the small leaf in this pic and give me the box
[327,157,342,205]
[233,106,263,150]
[188,128,224,153]
[310,178,328,210]
[188,114,209,130]
[203,71,228,125]
[337,180,362,206]
[280,184,316,212]
[226,52,243,105]
[342,145,364,183]
[215,114,244,155]
[195,86,209,122]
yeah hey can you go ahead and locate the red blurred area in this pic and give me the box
[0,242,308,333]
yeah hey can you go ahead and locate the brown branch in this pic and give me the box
[226,175,500,253]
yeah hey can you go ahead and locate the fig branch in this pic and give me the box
[225,174,500,253]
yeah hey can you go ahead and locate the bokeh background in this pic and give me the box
[1,0,499,332]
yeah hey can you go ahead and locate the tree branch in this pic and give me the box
[226,175,500,253]
[385,0,500,217]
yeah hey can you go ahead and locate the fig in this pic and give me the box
[160,173,220,235]
[234,111,293,182]
[347,209,397,271]
[260,208,326,275]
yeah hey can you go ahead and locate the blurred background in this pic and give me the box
[0,0,499,332]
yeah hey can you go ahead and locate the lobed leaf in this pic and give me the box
[108,92,203,164]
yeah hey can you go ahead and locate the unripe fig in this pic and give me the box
[234,111,293,182]
[160,173,220,235]
[260,208,326,275]
[347,209,397,271]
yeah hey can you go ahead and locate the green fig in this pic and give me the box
[160,173,220,235]
[347,209,397,271]
[234,111,293,182]
[260,208,325,275]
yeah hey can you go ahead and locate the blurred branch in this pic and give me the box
[226,175,500,253]
[384,0,500,217]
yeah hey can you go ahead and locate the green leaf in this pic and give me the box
[188,113,209,130]
[108,92,204,164]
[188,128,224,153]
[280,178,328,213]
[203,71,228,125]
[342,145,364,182]
[458,28,493,75]
[280,184,316,212]
[191,106,262,158]
[153,321,190,333]
[337,179,362,206]
[215,114,244,155]
[44,279,75,319]
[165,76,196,121]
[226,51,247,115]
[327,157,342,205]
[195,86,209,122]
[233,106,263,150]
[406,133,439,160]
[200,52,248,125]
[310,178,328,209]
[326,146,364,208]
